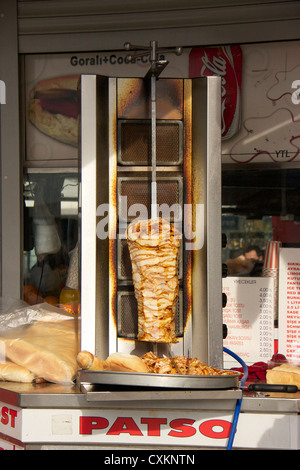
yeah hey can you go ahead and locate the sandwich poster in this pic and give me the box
[24,50,189,164]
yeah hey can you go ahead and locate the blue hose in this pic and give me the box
[223,347,248,450]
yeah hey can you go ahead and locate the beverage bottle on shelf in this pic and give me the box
[59,243,80,315]
[59,285,80,315]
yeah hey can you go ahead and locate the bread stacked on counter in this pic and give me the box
[2,335,300,384]
[267,364,300,388]
[77,351,150,373]
[0,361,36,383]
[1,302,299,385]
[0,317,78,384]
[76,350,237,376]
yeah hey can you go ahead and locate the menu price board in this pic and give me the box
[223,277,274,368]
[278,248,300,362]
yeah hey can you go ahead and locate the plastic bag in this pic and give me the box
[0,301,79,384]
[33,186,61,257]
[0,296,27,315]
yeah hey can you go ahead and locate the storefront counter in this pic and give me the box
[0,382,299,450]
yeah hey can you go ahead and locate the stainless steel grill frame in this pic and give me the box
[80,74,222,368]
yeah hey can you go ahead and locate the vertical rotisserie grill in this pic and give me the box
[116,77,185,348]
[80,70,222,367]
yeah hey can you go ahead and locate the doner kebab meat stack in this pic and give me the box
[126,218,181,343]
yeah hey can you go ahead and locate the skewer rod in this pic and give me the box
[150,41,157,220]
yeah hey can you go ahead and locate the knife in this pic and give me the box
[168,351,182,375]
[248,383,298,393]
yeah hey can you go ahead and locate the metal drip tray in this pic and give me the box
[78,370,240,390]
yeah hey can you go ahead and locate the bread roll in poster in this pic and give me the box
[29,75,80,147]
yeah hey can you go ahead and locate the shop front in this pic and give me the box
[0,0,300,451]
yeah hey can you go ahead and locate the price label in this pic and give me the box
[223,277,274,368]
[278,248,300,361]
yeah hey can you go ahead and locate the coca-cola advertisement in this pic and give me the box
[189,45,243,140]
[24,42,300,164]
[191,42,300,164]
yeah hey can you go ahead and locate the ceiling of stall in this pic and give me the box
[17,0,300,53]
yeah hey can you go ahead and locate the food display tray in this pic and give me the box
[78,369,240,390]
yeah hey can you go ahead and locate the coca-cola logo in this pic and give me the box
[189,46,243,140]
[201,51,227,98]
[200,51,228,136]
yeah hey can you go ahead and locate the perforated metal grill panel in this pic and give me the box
[118,177,183,222]
[115,90,185,342]
[117,290,183,338]
[118,120,183,165]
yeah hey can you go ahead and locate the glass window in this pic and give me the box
[23,171,79,308]
[222,165,300,276]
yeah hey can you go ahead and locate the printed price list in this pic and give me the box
[258,286,274,359]
[223,277,274,367]
[278,248,300,361]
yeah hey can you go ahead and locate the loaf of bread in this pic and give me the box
[0,360,35,383]
[266,363,300,388]
[104,352,150,373]
[77,350,105,371]
[0,318,78,383]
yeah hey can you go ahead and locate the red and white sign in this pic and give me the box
[79,414,232,441]
[1,402,235,448]
[0,404,298,449]
[20,408,235,447]
[0,436,25,450]
[0,402,21,442]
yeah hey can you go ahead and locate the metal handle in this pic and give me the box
[124,42,182,76]
[248,383,298,393]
